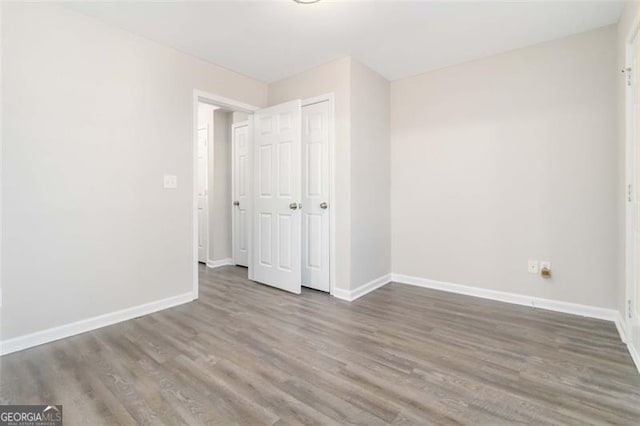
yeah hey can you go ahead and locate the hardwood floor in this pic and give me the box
[2,265,640,425]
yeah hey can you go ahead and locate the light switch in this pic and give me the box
[163,175,177,189]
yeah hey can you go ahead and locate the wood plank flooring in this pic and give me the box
[1,265,640,425]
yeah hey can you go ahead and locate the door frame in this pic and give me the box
[192,89,259,299]
[231,120,249,267]
[625,16,639,343]
[192,91,336,299]
[301,94,337,296]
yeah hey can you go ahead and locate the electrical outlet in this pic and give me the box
[163,174,177,189]
[540,260,551,279]
[528,259,539,274]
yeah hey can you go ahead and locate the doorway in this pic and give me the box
[192,90,335,298]
[192,91,259,299]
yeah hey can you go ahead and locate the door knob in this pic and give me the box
[233,201,240,206]
[289,202,298,210]
[320,202,328,209]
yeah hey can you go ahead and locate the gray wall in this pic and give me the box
[0,3,626,346]
[268,57,393,292]
[390,25,618,308]
[1,3,267,340]
[232,111,249,124]
[350,61,391,288]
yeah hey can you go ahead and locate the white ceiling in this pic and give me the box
[64,1,624,83]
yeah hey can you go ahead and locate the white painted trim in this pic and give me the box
[193,90,260,300]
[627,11,639,46]
[616,312,628,344]
[0,2,3,307]
[196,117,213,265]
[629,340,640,373]
[614,313,639,373]
[391,274,640,371]
[194,90,260,114]
[391,273,618,321]
[302,93,336,296]
[303,94,333,107]
[330,271,640,372]
[624,18,639,345]
[0,292,194,356]
[333,274,392,302]
[247,114,255,282]
[206,258,234,268]
[231,121,249,267]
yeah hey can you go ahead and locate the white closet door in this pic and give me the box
[197,126,209,263]
[232,122,250,267]
[252,100,302,294]
[302,101,330,292]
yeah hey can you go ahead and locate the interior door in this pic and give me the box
[252,100,302,294]
[197,126,209,263]
[632,31,640,354]
[302,101,330,292]
[232,122,250,267]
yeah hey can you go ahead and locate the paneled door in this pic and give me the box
[301,101,330,292]
[232,122,250,267]
[252,100,302,294]
[197,126,209,263]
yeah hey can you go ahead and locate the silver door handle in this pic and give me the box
[233,201,240,206]
[320,202,328,209]
[289,202,298,210]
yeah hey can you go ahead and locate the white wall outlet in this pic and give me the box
[163,174,177,189]
[528,259,539,274]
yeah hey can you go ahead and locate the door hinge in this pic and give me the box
[628,184,632,202]
[629,299,633,319]
[623,67,633,86]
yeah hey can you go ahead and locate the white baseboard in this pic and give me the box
[616,313,628,343]
[333,273,392,302]
[391,273,619,322]
[206,258,233,268]
[613,315,640,374]
[629,341,640,373]
[0,292,194,356]
[392,273,640,374]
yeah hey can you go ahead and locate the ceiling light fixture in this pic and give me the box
[293,0,321,4]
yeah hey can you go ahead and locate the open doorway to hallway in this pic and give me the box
[192,91,259,299]
[193,91,336,299]
[196,102,250,269]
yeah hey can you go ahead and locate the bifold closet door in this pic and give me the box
[301,101,330,292]
[232,122,249,267]
[252,100,302,294]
